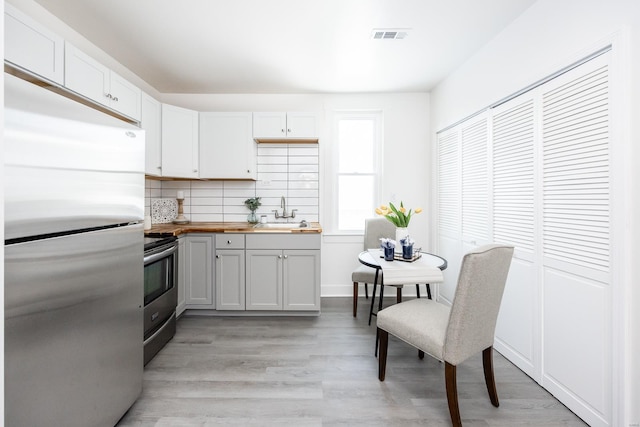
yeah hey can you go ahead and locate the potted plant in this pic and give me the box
[376,201,422,243]
[244,197,261,224]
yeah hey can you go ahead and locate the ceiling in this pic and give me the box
[33,0,536,94]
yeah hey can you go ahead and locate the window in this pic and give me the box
[330,111,382,233]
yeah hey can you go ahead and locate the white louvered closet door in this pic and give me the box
[436,126,462,304]
[492,94,538,379]
[541,52,611,426]
[461,114,490,250]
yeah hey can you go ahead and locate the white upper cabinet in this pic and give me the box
[64,42,141,120]
[199,112,256,180]
[141,92,162,176]
[253,112,318,141]
[161,103,199,179]
[4,3,64,84]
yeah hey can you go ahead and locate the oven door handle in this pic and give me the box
[144,244,177,266]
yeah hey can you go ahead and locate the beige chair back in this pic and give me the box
[443,244,514,365]
[363,217,396,250]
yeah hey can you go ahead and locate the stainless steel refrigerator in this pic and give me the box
[4,72,145,427]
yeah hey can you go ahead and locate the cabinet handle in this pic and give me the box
[247,169,250,173]
[281,129,285,133]
[227,240,232,244]
[216,255,219,258]
[278,255,282,259]
[104,93,111,99]
[284,255,288,259]
[287,128,292,133]
[112,96,118,102]
[193,169,198,173]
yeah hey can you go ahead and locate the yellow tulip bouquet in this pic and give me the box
[375,201,422,227]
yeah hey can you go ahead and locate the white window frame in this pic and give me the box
[325,110,383,235]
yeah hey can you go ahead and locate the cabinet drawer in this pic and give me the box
[216,234,245,249]
[246,233,320,250]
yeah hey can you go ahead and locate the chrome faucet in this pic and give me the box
[273,196,296,219]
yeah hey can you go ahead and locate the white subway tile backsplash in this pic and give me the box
[191,188,223,198]
[257,164,288,174]
[145,142,319,223]
[289,181,318,189]
[257,155,288,165]
[289,146,318,155]
[289,164,318,173]
[191,213,223,222]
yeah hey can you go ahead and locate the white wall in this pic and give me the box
[429,0,640,424]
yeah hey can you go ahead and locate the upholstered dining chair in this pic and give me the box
[376,244,514,427]
[352,217,395,316]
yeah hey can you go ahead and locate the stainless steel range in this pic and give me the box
[143,235,178,365]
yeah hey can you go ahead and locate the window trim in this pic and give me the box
[325,110,383,235]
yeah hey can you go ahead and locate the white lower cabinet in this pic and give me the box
[184,234,214,309]
[245,250,283,310]
[245,234,321,312]
[181,232,320,313]
[215,234,245,310]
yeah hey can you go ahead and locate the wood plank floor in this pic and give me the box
[117,297,587,426]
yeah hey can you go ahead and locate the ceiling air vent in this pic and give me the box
[371,28,410,40]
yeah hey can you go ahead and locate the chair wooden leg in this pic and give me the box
[378,328,388,381]
[353,282,358,317]
[483,346,500,407]
[445,362,462,427]
[396,287,402,303]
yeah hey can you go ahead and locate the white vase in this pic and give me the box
[395,227,409,246]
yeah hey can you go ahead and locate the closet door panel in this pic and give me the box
[543,267,610,424]
[436,127,461,304]
[492,95,538,379]
[461,115,490,246]
[541,53,611,426]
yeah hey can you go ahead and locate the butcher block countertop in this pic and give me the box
[145,221,323,236]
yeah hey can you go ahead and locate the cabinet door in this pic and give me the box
[253,112,287,138]
[64,42,110,107]
[283,250,320,311]
[246,250,282,310]
[141,93,162,176]
[184,235,213,307]
[4,3,64,84]
[215,250,246,310]
[161,104,199,178]
[109,70,141,120]
[200,112,256,179]
[176,237,186,316]
[286,112,317,138]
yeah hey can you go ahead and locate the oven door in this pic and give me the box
[143,242,177,339]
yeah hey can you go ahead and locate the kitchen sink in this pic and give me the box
[254,222,308,229]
